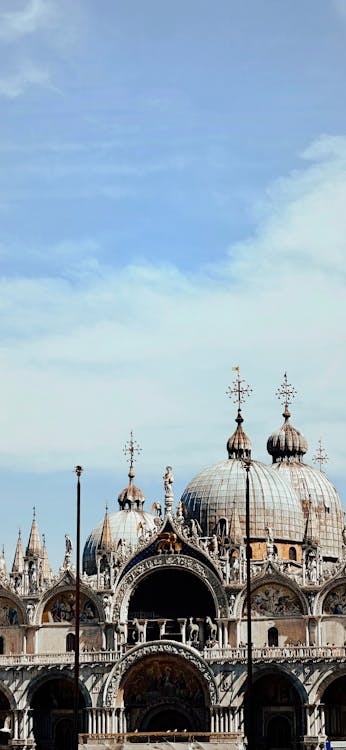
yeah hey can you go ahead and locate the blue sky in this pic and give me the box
[0,0,345,571]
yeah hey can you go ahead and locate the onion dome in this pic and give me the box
[227,409,252,459]
[267,404,308,463]
[83,433,156,575]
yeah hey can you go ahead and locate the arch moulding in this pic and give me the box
[113,555,228,621]
[103,640,218,707]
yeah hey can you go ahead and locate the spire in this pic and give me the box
[118,432,145,510]
[267,373,308,463]
[123,430,142,486]
[226,367,252,459]
[303,496,319,546]
[26,507,41,556]
[12,529,24,574]
[312,439,328,472]
[99,505,114,551]
[41,533,52,581]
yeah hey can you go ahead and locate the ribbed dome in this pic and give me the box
[269,461,344,559]
[227,409,252,459]
[181,458,305,542]
[82,508,156,575]
[118,482,145,509]
[267,406,308,462]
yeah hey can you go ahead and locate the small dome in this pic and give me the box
[181,457,304,542]
[83,508,156,575]
[269,461,344,559]
[267,406,308,463]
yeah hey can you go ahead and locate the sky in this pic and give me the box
[0,0,345,572]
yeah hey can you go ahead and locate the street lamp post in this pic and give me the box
[73,465,83,750]
[244,458,253,750]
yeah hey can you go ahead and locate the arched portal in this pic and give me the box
[322,674,346,739]
[31,676,86,750]
[129,568,216,619]
[123,654,210,733]
[246,671,305,750]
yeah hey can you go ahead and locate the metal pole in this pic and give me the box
[73,466,83,750]
[244,460,253,750]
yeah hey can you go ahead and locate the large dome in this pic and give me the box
[181,458,305,543]
[269,461,344,559]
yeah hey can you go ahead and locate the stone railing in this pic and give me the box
[0,644,344,668]
[204,644,346,661]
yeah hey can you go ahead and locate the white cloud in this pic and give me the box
[0,61,52,98]
[0,135,345,487]
[0,0,56,42]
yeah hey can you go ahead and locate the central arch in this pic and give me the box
[129,567,216,623]
[122,654,210,733]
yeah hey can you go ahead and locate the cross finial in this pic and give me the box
[33,506,36,519]
[123,431,142,482]
[276,372,297,410]
[312,439,328,472]
[226,367,252,411]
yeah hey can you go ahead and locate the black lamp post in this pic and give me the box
[73,465,83,750]
[244,458,253,750]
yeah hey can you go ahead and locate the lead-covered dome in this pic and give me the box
[267,376,344,559]
[83,440,156,575]
[181,457,304,542]
[269,461,344,559]
[83,506,156,575]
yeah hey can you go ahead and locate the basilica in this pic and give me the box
[0,373,345,750]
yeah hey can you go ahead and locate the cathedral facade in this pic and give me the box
[0,374,345,750]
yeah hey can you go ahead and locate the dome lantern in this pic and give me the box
[118,431,145,510]
[226,367,252,460]
[267,373,308,463]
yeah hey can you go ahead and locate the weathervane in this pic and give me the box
[123,431,142,473]
[276,372,297,410]
[226,366,252,411]
[312,439,328,472]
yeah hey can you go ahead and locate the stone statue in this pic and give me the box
[65,534,72,555]
[27,603,35,624]
[163,466,174,497]
[265,526,274,543]
[187,617,199,642]
[103,595,113,623]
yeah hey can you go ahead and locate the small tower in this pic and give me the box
[23,508,41,596]
[10,530,24,594]
[96,505,115,589]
